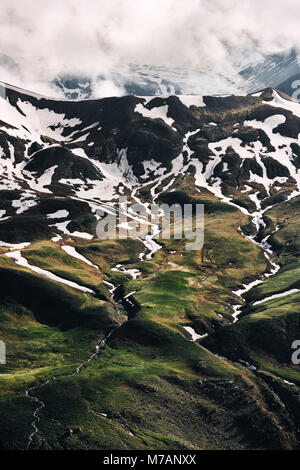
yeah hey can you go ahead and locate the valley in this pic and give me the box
[0,83,300,450]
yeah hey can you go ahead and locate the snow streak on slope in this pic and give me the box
[5,246,94,294]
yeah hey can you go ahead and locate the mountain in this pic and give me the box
[51,50,300,99]
[1,82,300,450]
[1,49,300,99]
[238,49,300,94]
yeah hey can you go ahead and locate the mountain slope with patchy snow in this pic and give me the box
[1,83,300,451]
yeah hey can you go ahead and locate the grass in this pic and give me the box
[0,176,299,450]
[204,292,300,384]
[21,241,104,291]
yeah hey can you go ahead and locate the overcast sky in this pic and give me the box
[0,0,299,96]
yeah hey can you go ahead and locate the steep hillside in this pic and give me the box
[1,83,300,450]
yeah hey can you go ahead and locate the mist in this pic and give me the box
[0,0,299,97]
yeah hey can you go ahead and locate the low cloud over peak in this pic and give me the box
[0,0,299,97]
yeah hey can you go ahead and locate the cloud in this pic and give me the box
[0,0,299,96]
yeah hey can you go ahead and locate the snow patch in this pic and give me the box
[5,249,94,294]
[47,210,69,219]
[183,326,208,341]
[135,103,175,128]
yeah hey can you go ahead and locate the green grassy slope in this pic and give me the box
[203,196,300,439]
[0,181,299,450]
